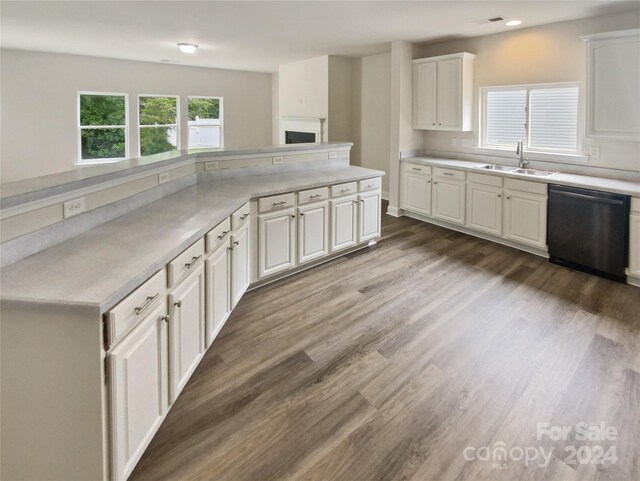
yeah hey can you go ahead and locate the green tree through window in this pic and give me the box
[139,96,178,156]
[79,94,127,161]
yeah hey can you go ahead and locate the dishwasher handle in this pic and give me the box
[551,190,627,206]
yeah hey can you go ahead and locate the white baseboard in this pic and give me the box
[386,205,401,217]
[627,274,640,288]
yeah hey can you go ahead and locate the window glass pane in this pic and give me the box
[188,97,222,148]
[81,128,125,159]
[188,98,219,120]
[485,89,526,147]
[139,96,177,126]
[140,126,177,156]
[529,87,579,152]
[80,94,125,126]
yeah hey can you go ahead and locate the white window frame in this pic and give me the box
[187,96,224,149]
[77,91,129,165]
[478,82,587,162]
[137,94,180,157]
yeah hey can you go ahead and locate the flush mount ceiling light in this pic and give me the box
[506,20,523,26]
[177,43,198,53]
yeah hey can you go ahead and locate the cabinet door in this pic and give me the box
[504,190,548,248]
[359,191,381,242]
[169,265,205,402]
[413,61,437,129]
[432,179,466,225]
[231,222,250,308]
[401,172,432,215]
[466,183,503,236]
[629,214,640,276]
[205,240,231,348]
[298,202,329,264]
[436,58,462,130]
[109,302,169,481]
[331,196,358,252]
[259,208,296,278]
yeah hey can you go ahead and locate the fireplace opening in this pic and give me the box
[285,131,316,144]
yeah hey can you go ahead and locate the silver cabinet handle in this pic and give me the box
[310,194,322,199]
[160,315,169,323]
[432,122,436,126]
[412,167,422,171]
[443,172,454,176]
[174,300,182,308]
[228,246,233,251]
[240,213,250,220]
[427,180,431,183]
[217,230,229,240]
[299,212,305,216]
[185,255,202,269]
[340,189,351,193]
[353,200,358,204]
[272,201,287,207]
[498,194,502,198]
[290,214,296,219]
[234,241,239,246]
[134,293,160,316]
[366,184,375,189]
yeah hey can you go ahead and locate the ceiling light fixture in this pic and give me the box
[177,43,198,53]
[506,20,522,27]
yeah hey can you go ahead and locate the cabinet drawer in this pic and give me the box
[331,182,358,197]
[258,193,295,213]
[168,238,205,288]
[231,202,251,229]
[359,177,382,192]
[468,172,503,188]
[433,167,466,181]
[631,198,640,214]
[505,178,547,196]
[206,217,231,253]
[298,187,329,205]
[106,269,166,347]
[403,163,432,175]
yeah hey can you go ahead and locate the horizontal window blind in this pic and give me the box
[529,87,579,152]
[485,89,527,147]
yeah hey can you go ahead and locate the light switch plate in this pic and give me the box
[204,161,219,171]
[450,138,458,147]
[158,172,170,184]
[462,138,474,147]
[273,156,284,165]
[63,198,85,218]
[328,152,338,159]
[590,146,600,160]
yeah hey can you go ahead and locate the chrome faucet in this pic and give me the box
[516,140,529,169]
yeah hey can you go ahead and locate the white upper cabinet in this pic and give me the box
[583,29,640,140]
[412,52,475,131]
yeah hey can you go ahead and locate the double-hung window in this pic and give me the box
[481,83,580,154]
[78,92,128,163]
[138,95,179,156]
[188,97,223,148]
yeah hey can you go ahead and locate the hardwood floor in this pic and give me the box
[131,203,640,481]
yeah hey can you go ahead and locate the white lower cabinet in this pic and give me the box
[169,264,205,402]
[432,178,466,225]
[231,222,250,308]
[504,190,548,249]
[401,172,432,215]
[298,201,329,264]
[466,182,503,236]
[331,195,358,252]
[629,213,640,277]
[109,301,169,481]
[359,190,381,242]
[205,239,231,348]
[259,208,296,278]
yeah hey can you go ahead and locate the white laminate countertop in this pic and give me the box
[0,165,383,315]
[402,157,640,197]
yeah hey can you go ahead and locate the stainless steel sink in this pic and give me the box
[477,164,517,172]
[512,168,556,177]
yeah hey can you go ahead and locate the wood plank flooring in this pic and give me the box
[131,203,640,481]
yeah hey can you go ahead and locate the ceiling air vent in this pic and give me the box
[472,16,505,25]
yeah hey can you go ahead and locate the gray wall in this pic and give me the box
[1,50,273,182]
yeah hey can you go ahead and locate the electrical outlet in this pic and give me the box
[328,152,338,159]
[63,198,85,218]
[590,146,600,160]
[462,138,474,147]
[450,138,458,147]
[273,156,284,165]
[158,172,170,184]
[204,161,219,171]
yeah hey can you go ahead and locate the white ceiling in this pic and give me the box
[0,0,634,73]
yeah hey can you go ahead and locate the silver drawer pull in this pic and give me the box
[309,194,323,199]
[174,300,182,308]
[217,230,230,240]
[443,172,454,176]
[240,213,250,220]
[412,167,422,171]
[272,201,287,207]
[160,315,169,323]
[135,293,160,316]
[185,255,202,269]
[366,184,375,189]
[340,188,351,193]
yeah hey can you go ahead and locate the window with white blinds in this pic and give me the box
[481,83,580,153]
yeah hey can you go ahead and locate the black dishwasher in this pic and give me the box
[548,184,630,282]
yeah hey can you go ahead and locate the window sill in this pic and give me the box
[76,157,128,166]
[473,146,589,164]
